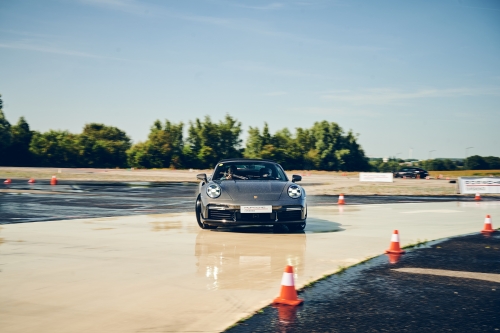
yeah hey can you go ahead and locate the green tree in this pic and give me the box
[338,130,370,171]
[243,126,264,159]
[127,120,184,168]
[7,117,33,166]
[186,115,242,168]
[79,123,131,168]
[0,95,13,165]
[29,130,80,167]
[465,155,489,170]
[484,156,500,169]
[243,122,369,171]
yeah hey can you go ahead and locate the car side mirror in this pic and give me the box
[197,173,207,182]
[292,175,302,183]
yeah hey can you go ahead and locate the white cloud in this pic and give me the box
[321,87,500,105]
[76,0,329,46]
[0,41,125,60]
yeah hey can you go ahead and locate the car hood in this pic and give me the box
[219,180,288,201]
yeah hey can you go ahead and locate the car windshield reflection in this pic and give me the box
[212,162,287,181]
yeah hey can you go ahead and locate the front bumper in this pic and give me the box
[201,203,306,226]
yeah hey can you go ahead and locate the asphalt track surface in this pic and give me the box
[2,180,500,332]
[1,180,497,224]
[227,232,500,333]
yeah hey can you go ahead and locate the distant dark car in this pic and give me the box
[394,167,429,179]
[195,158,307,231]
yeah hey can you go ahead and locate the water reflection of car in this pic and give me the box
[394,167,429,179]
[195,158,307,231]
[195,230,306,290]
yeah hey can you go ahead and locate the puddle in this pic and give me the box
[304,218,344,233]
[211,218,343,234]
[150,219,198,233]
[151,221,183,232]
[195,230,306,290]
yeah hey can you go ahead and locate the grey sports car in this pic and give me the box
[195,158,307,231]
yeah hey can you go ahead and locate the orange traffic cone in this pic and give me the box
[474,193,481,201]
[481,215,496,233]
[4,179,12,184]
[337,194,345,205]
[50,175,58,185]
[386,253,402,264]
[275,304,298,324]
[273,265,303,306]
[28,178,35,184]
[385,230,405,254]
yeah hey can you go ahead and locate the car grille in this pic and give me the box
[277,210,302,221]
[208,210,235,221]
[238,213,274,222]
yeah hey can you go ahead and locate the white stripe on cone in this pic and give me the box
[391,233,400,242]
[485,217,491,224]
[281,272,294,286]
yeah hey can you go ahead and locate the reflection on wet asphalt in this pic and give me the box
[195,230,307,291]
[0,180,197,224]
[1,180,498,224]
[226,233,500,333]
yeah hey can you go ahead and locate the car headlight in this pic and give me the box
[288,184,302,198]
[206,183,221,198]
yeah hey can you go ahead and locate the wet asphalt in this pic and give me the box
[2,180,500,332]
[1,179,498,224]
[226,232,500,333]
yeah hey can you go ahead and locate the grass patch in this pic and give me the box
[402,239,429,249]
[336,265,348,274]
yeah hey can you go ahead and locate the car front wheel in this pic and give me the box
[195,195,217,230]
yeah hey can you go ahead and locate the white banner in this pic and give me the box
[359,172,394,183]
[458,177,500,194]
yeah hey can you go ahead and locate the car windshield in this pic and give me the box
[212,162,287,181]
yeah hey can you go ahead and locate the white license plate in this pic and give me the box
[240,205,272,213]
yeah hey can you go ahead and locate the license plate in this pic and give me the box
[240,205,272,213]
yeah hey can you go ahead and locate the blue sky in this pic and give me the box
[1,0,499,160]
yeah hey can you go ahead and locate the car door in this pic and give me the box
[399,168,409,177]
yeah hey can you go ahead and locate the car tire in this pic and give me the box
[288,221,306,232]
[195,195,217,230]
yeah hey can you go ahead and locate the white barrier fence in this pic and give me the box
[458,177,500,194]
[359,172,394,183]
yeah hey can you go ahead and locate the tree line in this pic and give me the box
[0,97,371,171]
[370,156,500,172]
[2,95,497,172]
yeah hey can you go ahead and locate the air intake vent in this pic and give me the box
[208,210,234,221]
[277,210,302,221]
